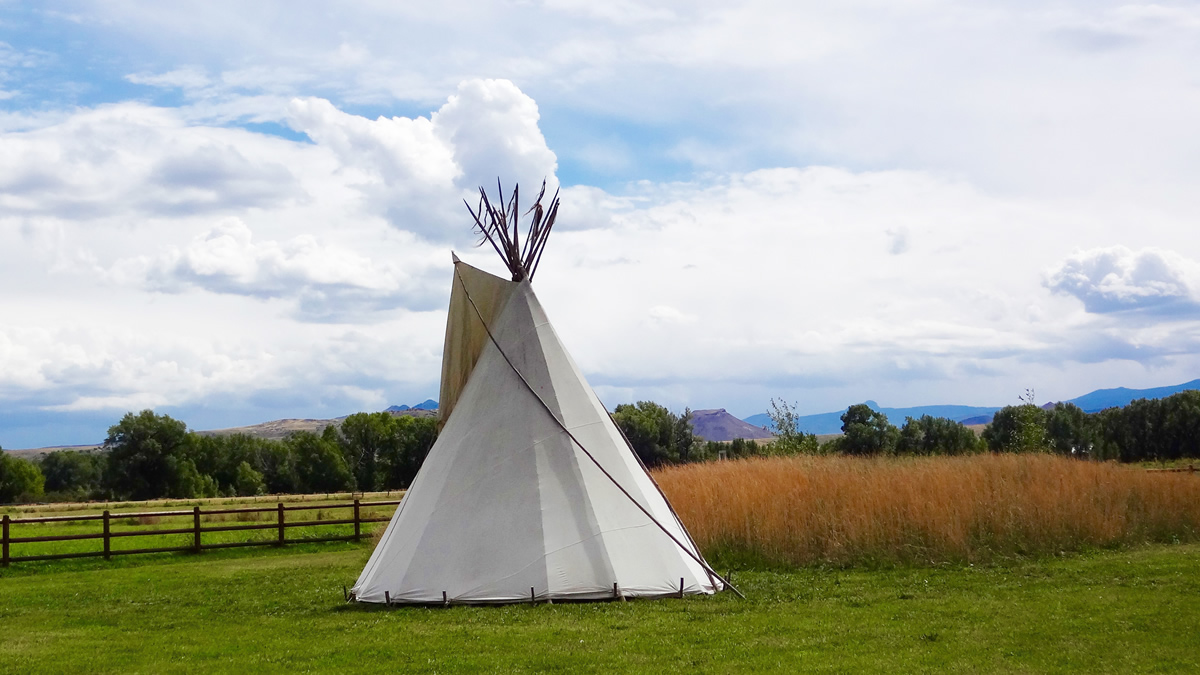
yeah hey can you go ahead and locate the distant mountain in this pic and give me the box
[200,417,344,441]
[742,378,1200,433]
[200,407,437,441]
[690,409,775,442]
[5,444,102,461]
[386,399,438,412]
[1066,379,1200,413]
[744,400,1002,435]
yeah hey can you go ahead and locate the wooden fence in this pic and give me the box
[1,499,400,566]
[1146,465,1197,473]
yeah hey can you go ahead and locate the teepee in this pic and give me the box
[351,182,729,604]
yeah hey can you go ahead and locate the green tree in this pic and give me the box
[1090,406,1125,461]
[0,449,46,503]
[233,460,266,496]
[840,404,899,456]
[895,415,981,456]
[611,401,696,467]
[287,431,354,493]
[728,437,764,458]
[697,437,771,460]
[326,412,440,491]
[167,455,219,499]
[188,433,294,496]
[1044,402,1096,457]
[376,415,438,489]
[336,412,398,491]
[1089,391,1200,463]
[39,450,105,497]
[246,436,299,494]
[982,404,1048,452]
[103,410,193,500]
[672,408,697,463]
[1162,390,1200,460]
[763,399,820,455]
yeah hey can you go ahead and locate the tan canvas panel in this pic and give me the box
[438,255,518,424]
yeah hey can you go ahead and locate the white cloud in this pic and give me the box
[114,217,444,320]
[29,3,1197,202]
[286,79,558,238]
[524,166,1200,414]
[0,81,569,444]
[0,103,303,219]
[6,4,1200,444]
[1045,246,1200,315]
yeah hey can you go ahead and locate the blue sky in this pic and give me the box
[3,1,1200,449]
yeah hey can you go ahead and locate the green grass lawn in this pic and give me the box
[2,541,1198,673]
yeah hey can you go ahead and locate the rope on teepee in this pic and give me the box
[451,264,744,599]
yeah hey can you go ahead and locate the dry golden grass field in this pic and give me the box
[657,453,1200,567]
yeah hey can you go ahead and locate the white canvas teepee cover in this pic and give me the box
[352,259,721,604]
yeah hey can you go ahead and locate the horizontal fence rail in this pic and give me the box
[1,499,401,566]
[1146,465,1197,473]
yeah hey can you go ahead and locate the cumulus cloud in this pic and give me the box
[286,79,558,238]
[0,80,564,317]
[113,218,443,321]
[1044,246,1200,315]
[0,314,446,429]
[0,80,579,445]
[6,24,1200,447]
[0,104,303,219]
[12,1,1200,205]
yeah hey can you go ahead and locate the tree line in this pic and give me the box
[610,391,1200,467]
[983,390,1200,461]
[608,399,983,466]
[0,410,437,504]
[3,390,1199,504]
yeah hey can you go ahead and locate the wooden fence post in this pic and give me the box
[354,498,361,540]
[277,502,285,546]
[102,510,111,560]
[2,514,9,567]
[193,506,202,553]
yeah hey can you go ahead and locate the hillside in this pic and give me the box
[6,444,102,461]
[200,408,436,441]
[690,409,775,442]
[1067,379,1200,412]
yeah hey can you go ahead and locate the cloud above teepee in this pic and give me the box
[286,79,558,239]
[4,0,1200,447]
